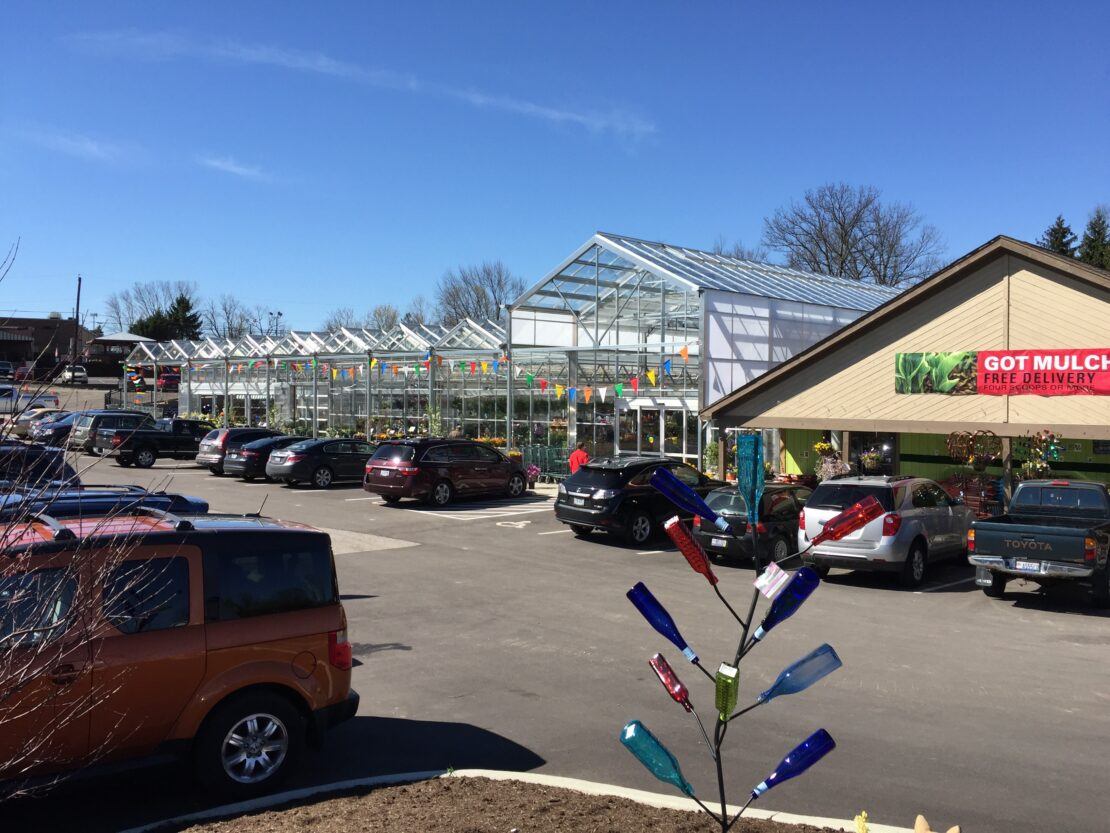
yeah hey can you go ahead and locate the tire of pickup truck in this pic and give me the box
[1092,570,1110,608]
[134,447,157,469]
[982,571,1007,598]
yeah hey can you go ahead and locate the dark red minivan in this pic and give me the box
[363,439,528,506]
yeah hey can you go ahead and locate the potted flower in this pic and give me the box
[525,463,541,488]
[859,449,883,473]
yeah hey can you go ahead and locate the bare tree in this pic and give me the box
[201,295,251,340]
[402,295,433,329]
[762,182,945,286]
[436,261,523,326]
[367,304,399,332]
[103,281,199,332]
[320,307,357,332]
[711,235,768,262]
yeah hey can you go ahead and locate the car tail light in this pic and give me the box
[747,521,768,534]
[1084,537,1098,563]
[285,453,304,464]
[217,431,229,450]
[243,450,260,458]
[692,515,701,529]
[328,629,352,670]
[111,434,124,447]
[967,529,975,552]
[798,508,805,534]
[1051,480,1071,486]
[882,513,902,537]
[397,465,420,476]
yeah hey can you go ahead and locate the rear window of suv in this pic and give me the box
[203,538,337,621]
[570,466,626,489]
[807,483,895,512]
[372,444,416,462]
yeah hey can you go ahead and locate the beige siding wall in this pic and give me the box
[1006,255,1110,427]
[736,256,1009,426]
[728,252,1110,437]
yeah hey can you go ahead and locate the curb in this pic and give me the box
[118,768,914,833]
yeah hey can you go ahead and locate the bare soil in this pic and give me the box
[181,777,842,833]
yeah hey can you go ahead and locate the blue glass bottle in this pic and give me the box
[751,729,836,798]
[627,582,698,663]
[752,567,820,641]
[650,467,731,532]
[758,644,842,703]
[620,720,695,796]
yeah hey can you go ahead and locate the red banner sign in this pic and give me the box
[977,349,1110,396]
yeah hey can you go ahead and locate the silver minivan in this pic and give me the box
[798,475,976,587]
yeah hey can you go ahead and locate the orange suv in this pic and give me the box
[0,509,358,797]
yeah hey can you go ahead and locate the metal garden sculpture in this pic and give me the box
[619,436,881,831]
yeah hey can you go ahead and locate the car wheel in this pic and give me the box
[899,542,927,588]
[625,511,653,546]
[769,536,790,564]
[506,473,526,498]
[1090,570,1109,608]
[210,466,224,476]
[381,494,401,504]
[134,447,156,469]
[194,690,304,799]
[242,473,255,482]
[982,571,1007,599]
[312,466,334,489]
[428,479,454,507]
[570,524,592,537]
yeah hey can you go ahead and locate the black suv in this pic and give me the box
[554,456,724,545]
[0,442,79,489]
[691,484,812,565]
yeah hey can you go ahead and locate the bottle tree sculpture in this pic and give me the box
[619,447,882,832]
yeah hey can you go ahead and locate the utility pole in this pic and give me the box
[72,274,82,367]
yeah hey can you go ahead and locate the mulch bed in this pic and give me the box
[182,776,841,833]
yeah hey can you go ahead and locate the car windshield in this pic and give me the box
[50,413,77,427]
[807,483,895,512]
[286,440,323,452]
[73,415,94,430]
[570,466,626,489]
[1012,485,1109,516]
[371,444,416,462]
[706,490,748,516]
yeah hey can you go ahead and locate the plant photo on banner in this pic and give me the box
[894,352,978,395]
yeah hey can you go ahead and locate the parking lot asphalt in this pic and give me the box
[11,455,1110,833]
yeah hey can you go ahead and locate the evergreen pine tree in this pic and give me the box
[131,309,174,341]
[1077,207,1110,270]
[1036,215,1077,256]
[165,293,204,339]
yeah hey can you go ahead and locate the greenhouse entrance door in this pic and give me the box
[639,407,661,455]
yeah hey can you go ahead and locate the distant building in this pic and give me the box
[86,331,156,377]
[0,313,93,366]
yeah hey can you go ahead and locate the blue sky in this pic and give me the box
[2,1,1107,330]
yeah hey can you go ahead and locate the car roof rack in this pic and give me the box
[131,505,194,531]
[27,511,77,541]
[886,474,916,482]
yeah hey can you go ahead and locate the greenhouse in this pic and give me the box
[125,232,896,475]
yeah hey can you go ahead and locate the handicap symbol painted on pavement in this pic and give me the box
[496,520,533,529]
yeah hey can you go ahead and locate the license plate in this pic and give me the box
[711,537,728,548]
[573,497,585,506]
[1015,559,1041,573]
[378,468,391,477]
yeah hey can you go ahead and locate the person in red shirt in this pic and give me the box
[568,441,590,473]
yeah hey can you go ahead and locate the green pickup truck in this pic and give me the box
[968,480,1110,606]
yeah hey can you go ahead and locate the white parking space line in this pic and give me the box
[915,577,977,594]
[636,550,666,555]
[344,497,378,502]
[435,505,553,521]
[538,529,572,535]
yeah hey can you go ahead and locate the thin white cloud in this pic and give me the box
[15,126,136,163]
[196,154,268,181]
[66,30,656,139]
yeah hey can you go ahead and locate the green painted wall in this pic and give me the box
[781,429,824,475]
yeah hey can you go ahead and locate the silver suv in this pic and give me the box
[798,475,976,587]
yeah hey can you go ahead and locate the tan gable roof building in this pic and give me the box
[702,236,1110,442]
